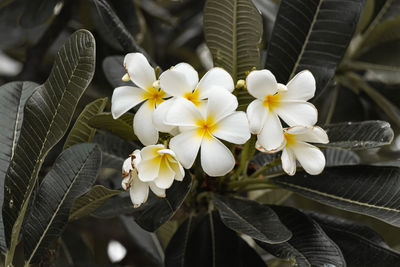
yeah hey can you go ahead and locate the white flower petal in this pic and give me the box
[121,176,130,190]
[213,112,250,144]
[111,86,145,119]
[200,136,235,177]
[170,130,202,169]
[287,126,329,144]
[197,67,234,97]
[275,102,318,127]
[172,162,185,181]
[206,90,238,122]
[246,70,278,99]
[281,147,296,176]
[141,145,163,160]
[246,99,268,134]
[159,68,194,96]
[137,157,161,182]
[153,99,177,133]
[149,182,166,197]
[124,53,156,89]
[134,103,159,145]
[154,159,175,189]
[172,63,199,90]
[283,70,316,101]
[257,111,285,152]
[132,150,141,167]
[130,176,149,208]
[165,98,203,127]
[292,142,326,175]
[122,157,133,173]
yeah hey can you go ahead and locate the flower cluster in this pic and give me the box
[112,53,329,207]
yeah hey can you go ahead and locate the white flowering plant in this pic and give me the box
[0,0,400,266]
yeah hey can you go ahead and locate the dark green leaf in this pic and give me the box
[323,120,394,149]
[91,192,138,218]
[23,143,101,264]
[165,212,267,267]
[265,0,364,93]
[19,0,58,28]
[308,212,400,266]
[64,98,108,150]
[203,0,262,81]
[102,56,128,88]
[257,206,345,267]
[0,81,38,252]
[93,0,155,66]
[272,165,400,227]
[2,30,95,256]
[69,185,122,221]
[213,194,291,243]
[89,112,138,141]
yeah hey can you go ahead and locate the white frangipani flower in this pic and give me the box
[257,126,329,176]
[153,64,234,133]
[111,53,167,145]
[246,70,318,152]
[136,144,185,189]
[165,90,250,177]
[121,150,165,208]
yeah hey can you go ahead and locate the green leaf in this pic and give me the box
[257,206,345,267]
[308,212,400,266]
[213,194,291,243]
[23,143,101,264]
[2,29,95,263]
[89,112,138,141]
[203,0,262,81]
[271,165,400,227]
[354,0,375,35]
[265,0,364,93]
[165,212,267,267]
[323,120,394,150]
[19,0,58,28]
[69,185,122,221]
[64,98,108,150]
[102,56,127,88]
[0,81,38,252]
[93,174,192,232]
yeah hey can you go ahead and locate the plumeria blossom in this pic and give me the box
[258,126,329,176]
[121,150,165,208]
[111,53,168,145]
[246,70,318,152]
[136,144,185,189]
[153,64,234,133]
[165,90,250,177]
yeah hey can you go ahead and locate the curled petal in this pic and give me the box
[257,112,285,152]
[292,142,326,175]
[283,70,316,101]
[275,101,318,127]
[247,99,268,134]
[149,182,166,197]
[281,148,296,176]
[130,176,149,208]
[246,70,278,99]
[170,130,202,169]
[124,53,156,89]
[134,103,159,145]
[213,112,250,144]
[111,86,145,119]
[197,67,234,98]
[200,136,235,177]
[122,157,133,173]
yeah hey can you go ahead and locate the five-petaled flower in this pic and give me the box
[111,53,168,145]
[246,70,318,152]
[121,150,165,208]
[164,90,251,176]
[153,64,234,133]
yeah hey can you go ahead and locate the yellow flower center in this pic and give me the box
[284,132,297,147]
[183,89,201,107]
[263,93,281,111]
[196,116,216,139]
[144,87,166,108]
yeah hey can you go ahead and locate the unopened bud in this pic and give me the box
[122,73,130,82]
[152,80,160,90]
[236,79,246,90]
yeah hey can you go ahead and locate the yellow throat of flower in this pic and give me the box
[196,116,216,139]
[183,89,201,107]
[144,86,166,107]
[284,132,297,147]
[263,93,281,111]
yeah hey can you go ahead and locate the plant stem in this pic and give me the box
[238,184,280,192]
[249,157,281,179]
[231,135,256,180]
